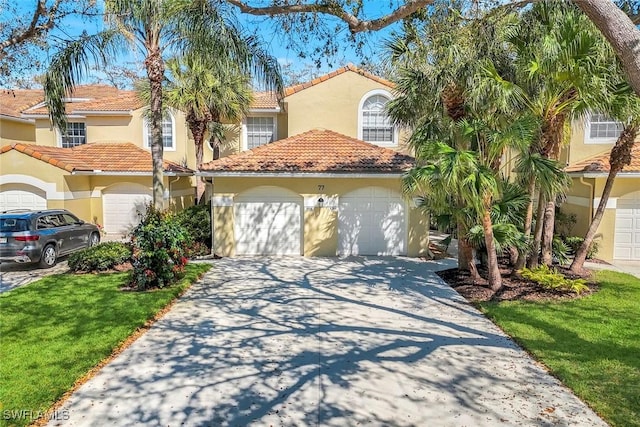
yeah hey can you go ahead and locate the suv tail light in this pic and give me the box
[15,235,40,241]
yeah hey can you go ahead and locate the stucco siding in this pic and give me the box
[0,118,35,144]
[211,176,429,257]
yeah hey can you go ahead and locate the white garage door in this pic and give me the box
[338,186,406,256]
[614,198,640,260]
[0,185,47,211]
[102,183,152,234]
[234,187,302,255]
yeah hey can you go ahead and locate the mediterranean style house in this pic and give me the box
[561,116,640,262]
[2,65,637,261]
[0,65,431,257]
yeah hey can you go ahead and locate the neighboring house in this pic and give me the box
[0,86,197,234]
[562,114,640,262]
[200,65,430,257]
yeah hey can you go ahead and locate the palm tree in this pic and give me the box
[137,53,256,202]
[386,4,516,280]
[478,1,615,266]
[43,0,282,210]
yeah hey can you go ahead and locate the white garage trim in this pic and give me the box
[0,174,59,199]
[614,193,640,261]
[234,186,302,256]
[102,183,152,234]
[338,186,407,256]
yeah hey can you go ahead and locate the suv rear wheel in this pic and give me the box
[40,244,57,268]
[89,232,100,247]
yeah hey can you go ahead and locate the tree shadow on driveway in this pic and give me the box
[51,257,605,427]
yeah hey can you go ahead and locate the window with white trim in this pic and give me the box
[61,122,86,148]
[587,113,623,142]
[360,94,395,145]
[246,116,275,149]
[143,113,175,150]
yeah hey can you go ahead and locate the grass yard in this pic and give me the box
[479,270,640,427]
[0,263,211,427]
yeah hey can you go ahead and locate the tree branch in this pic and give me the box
[0,0,64,57]
[226,0,435,33]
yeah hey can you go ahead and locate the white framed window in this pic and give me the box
[143,112,176,151]
[244,116,276,150]
[60,122,86,148]
[585,113,623,144]
[358,90,397,146]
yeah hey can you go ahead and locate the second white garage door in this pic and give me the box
[102,183,152,234]
[614,198,640,260]
[338,186,406,256]
[234,186,302,255]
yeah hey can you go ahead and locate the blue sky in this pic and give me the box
[4,1,400,87]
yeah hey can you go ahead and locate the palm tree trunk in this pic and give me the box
[458,221,480,281]
[528,195,547,268]
[541,199,556,266]
[481,204,502,291]
[570,125,639,273]
[515,177,537,270]
[186,112,208,204]
[145,48,165,211]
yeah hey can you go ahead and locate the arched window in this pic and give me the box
[143,112,175,151]
[358,91,396,145]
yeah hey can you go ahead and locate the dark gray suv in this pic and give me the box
[0,209,100,268]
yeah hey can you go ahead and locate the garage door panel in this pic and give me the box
[0,186,47,211]
[614,198,640,260]
[102,184,152,234]
[234,189,302,256]
[338,187,406,256]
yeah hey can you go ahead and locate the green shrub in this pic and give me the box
[130,207,190,290]
[68,242,132,272]
[564,236,599,259]
[174,204,211,256]
[520,265,589,294]
[552,236,571,265]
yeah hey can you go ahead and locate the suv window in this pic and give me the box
[0,218,30,232]
[37,215,64,229]
[61,213,79,225]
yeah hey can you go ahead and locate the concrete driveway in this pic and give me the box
[49,257,605,427]
[0,261,69,293]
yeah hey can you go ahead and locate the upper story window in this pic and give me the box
[358,91,396,146]
[245,116,276,150]
[61,122,86,148]
[143,112,175,151]
[586,113,623,144]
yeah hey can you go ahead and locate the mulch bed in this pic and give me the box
[437,265,599,303]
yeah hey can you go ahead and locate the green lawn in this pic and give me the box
[479,270,640,427]
[0,263,211,427]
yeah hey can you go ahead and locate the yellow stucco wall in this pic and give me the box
[565,118,640,165]
[563,176,640,261]
[211,176,429,257]
[0,118,35,144]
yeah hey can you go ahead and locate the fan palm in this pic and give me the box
[43,0,282,209]
[137,53,256,202]
[478,1,615,266]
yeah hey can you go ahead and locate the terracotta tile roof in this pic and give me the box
[0,89,42,118]
[566,143,640,174]
[200,129,413,174]
[0,142,192,174]
[22,85,141,115]
[284,64,394,97]
[251,92,279,110]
